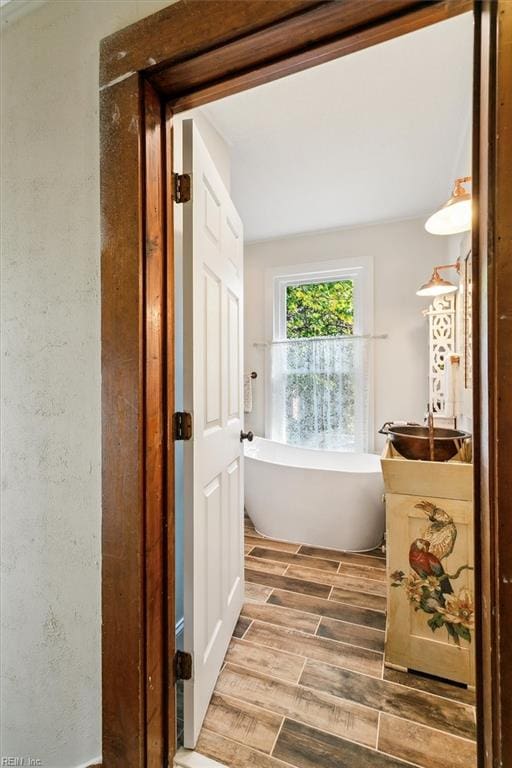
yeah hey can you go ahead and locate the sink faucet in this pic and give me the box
[427,404,435,461]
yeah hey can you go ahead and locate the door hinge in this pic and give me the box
[172,172,191,204]
[173,411,192,441]
[175,650,193,681]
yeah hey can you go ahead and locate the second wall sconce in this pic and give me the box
[416,263,460,297]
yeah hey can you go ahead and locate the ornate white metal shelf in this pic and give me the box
[424,294,456,416]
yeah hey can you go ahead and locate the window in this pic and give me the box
[286,280,354,338]
[265,258,373,452]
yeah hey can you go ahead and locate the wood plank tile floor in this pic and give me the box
[195,516,477,768]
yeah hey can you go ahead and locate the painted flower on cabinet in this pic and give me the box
[439,588,475,629]
[391,501,474,645]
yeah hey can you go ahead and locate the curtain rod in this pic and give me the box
[253,334,388,347]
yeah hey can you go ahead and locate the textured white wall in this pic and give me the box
[1,2,172,766]
[244,218,450,452]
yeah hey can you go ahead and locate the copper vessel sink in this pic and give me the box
[379,422,471,462]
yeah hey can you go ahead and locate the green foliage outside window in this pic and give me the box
[286,280,354,338]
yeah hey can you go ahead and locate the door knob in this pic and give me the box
[240,430,254,443]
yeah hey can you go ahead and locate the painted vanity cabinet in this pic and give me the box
[381,447,475,686]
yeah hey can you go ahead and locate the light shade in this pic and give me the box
[416,267,458,297]
[425,177,472,235]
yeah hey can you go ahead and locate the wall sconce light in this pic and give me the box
[416,263,460,297]
[425,176,472,235]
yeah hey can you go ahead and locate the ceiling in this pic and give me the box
[201,13,474,242]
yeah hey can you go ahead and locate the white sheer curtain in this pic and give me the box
[270,337,370,452]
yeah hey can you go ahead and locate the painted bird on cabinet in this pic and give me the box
[415,500,457,560]
[390,499,474,645]
[409,538,453,595]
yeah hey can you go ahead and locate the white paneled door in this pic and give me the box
[181,120,245,747]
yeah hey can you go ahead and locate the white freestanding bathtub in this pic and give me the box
[244,437,385,552]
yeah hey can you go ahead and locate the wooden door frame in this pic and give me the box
[99,1,512,766]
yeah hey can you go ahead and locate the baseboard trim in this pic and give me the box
[174,747,227,768]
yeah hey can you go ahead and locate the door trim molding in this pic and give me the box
[99,1,511,766]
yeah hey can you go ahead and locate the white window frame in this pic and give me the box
[264,255,375,449]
